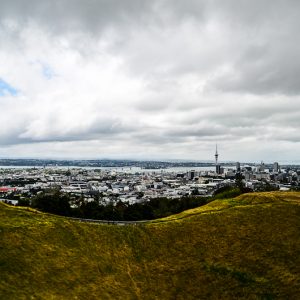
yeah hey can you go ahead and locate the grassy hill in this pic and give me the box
[1,192,300,299]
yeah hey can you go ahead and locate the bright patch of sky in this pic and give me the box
[41,64,55,79]
[0,78,18,96]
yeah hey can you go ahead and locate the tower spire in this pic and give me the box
[215,144,218,165]
[215,144,220,175]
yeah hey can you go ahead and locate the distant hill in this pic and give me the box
[1,192,300,299]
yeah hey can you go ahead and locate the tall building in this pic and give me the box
[236,162,241,172]
[188,170,195,180]
[273,162,279,173]
[259,161,265,172]
[215,144,221,174]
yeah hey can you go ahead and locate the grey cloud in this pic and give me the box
[3,0,300,97]
[0,117,135,145]
[134,80,179,112]
[129,123,235,146]
[0,0,154,34]
[131,131,187,146]
[0,0,212,30]
[205,1,300,95]
[135,100,170,112]
[1,0,300,160]
[166,125,225,138]
[212,43,300,95]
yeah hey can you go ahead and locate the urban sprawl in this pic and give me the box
[1,152,299,207]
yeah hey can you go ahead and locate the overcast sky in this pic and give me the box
[0,0,299,163]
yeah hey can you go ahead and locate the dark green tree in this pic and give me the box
[31,189,71,216]
[235,172,244,191]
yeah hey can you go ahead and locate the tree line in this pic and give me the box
[19,189,210,221]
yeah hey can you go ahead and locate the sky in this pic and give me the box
[0,0,299,163]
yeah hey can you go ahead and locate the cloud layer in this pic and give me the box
[0,0,299,162]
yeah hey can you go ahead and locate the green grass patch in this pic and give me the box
[1,192,300,299]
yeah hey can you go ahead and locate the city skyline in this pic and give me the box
[0,1,300,162]
[0,156,298,167]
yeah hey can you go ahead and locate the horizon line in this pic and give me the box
[0,157,299,165]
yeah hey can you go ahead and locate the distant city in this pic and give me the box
[0,157,299,169]
[0,148,299,206]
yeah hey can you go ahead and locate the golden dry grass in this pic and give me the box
[1,191,300,299]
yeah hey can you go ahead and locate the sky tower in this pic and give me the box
[215,144,218,165]
[215,144,221,174]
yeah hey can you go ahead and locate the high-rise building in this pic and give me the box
[215,144,221,174]
[188,170,195,180]
[236,162,241,172]
[259,161,265,172]
[273,162,279,173]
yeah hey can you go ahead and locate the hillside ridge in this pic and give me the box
[1,192,300,299]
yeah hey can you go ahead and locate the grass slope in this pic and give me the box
[1,192,300,299]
